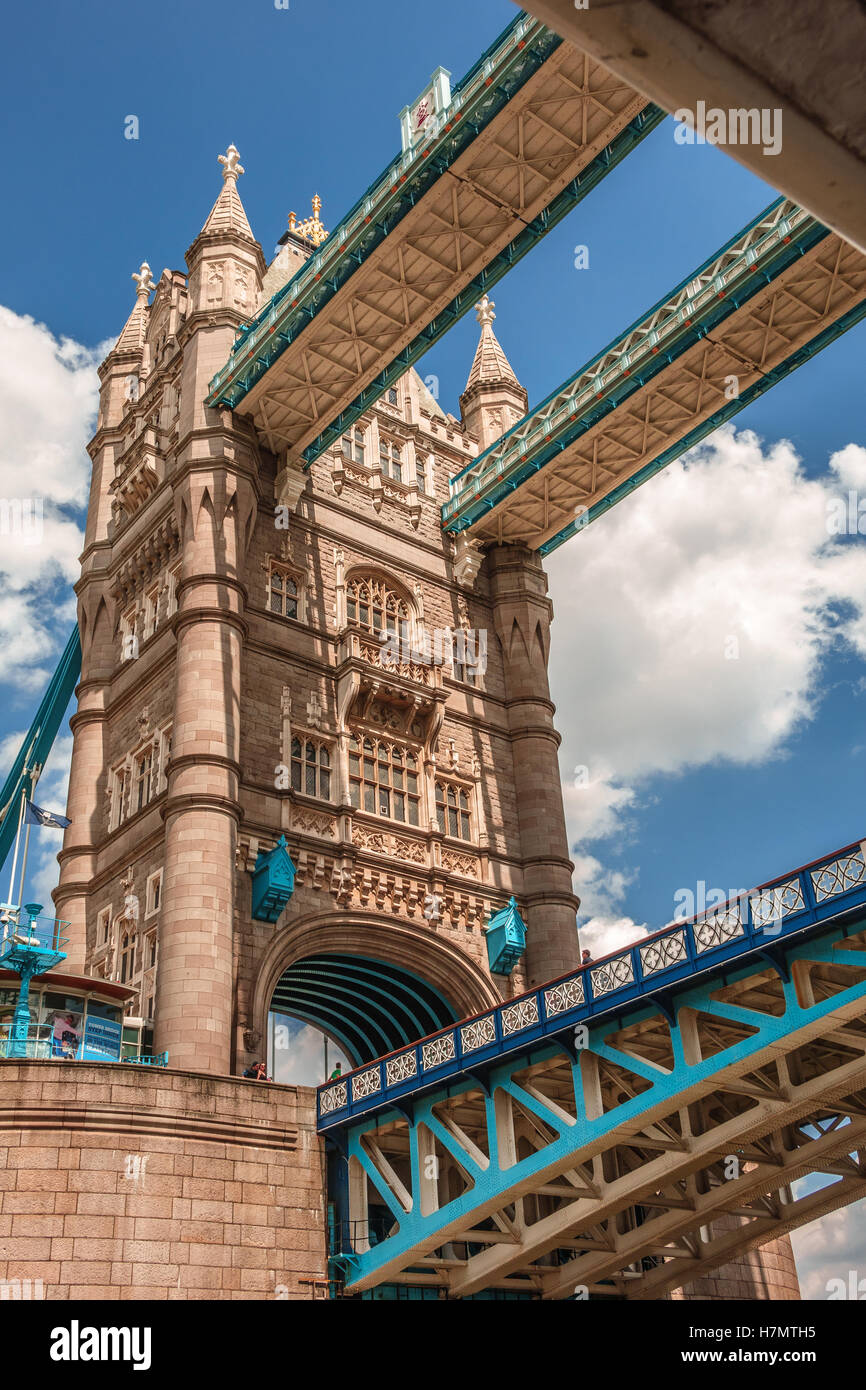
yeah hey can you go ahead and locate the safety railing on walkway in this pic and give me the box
[123,1052,169,1068]
[318,838,866,1130]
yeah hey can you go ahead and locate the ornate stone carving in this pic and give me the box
[132,262,155,298]
[291,809,337,839]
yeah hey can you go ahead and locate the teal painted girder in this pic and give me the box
[537,296,866,556]
[0,626,81,872]
[339,918,866,1289]
[205,11,562,412]
[298,106,664,468]
[272,954,456,1065]
[441,198,833,537]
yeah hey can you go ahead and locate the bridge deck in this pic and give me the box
[443,199,866,552]
[205,13,660,462]
[318,839,866,1298]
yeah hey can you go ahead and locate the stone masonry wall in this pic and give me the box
[0,1063,328,1300]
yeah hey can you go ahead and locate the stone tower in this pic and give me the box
[54,147,581,1085]
[50,146,797,1300]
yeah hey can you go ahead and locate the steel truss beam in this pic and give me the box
[333,909,866,1298]
[443,199,866,552]
[207,13,661,461]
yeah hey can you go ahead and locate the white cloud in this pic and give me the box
[546,426,866,1296]
[271,1016,351,1086]
[548,426,866,942]
[791,1197,866,1300]
[0,306,109,695]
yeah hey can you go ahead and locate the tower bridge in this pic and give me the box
[0,3,863,1301]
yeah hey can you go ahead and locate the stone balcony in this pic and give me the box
[335,628,447,742]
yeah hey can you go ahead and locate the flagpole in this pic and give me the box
[6,786,27,905]
[17,819,33,913]
[16,765,40,912]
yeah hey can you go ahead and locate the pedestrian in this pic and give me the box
[328,1062,343,1081]
[581,949,593,965]
[243,1060,269,1081]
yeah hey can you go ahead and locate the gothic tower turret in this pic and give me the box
[459,295,528,450]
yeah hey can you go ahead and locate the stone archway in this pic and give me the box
[251,909,500,1067]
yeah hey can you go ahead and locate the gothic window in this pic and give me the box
[119,933,135,985]
[145,870,162,917]
[416,453,428,494]
[109,766,130,831]
[268,563,301,620]
[346,574,411,642]
[379,439,403,483]
[120,606,138,663]
[451,630,478,687]
[146,932,158,970]
[134,748,154,812]
[348,734,420,826]
[387,387,398,406]
[96,906,112,946]
[109,726,171,831]
[143,584,160,641]
[167,565,181,618]
[436,781,473,841]
[291,738,331,800]
[341,427,366,466]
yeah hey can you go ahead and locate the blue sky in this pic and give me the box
[0,0,864,1294]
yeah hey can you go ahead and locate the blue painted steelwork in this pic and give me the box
[206,11,557,410]
[441,199,852,540]
[320,840,866,1292]
[318,837,866,1131]
[0,904,68,1060]
[250,834,296,922]
[485,897,527,976]
[0,627,81,873]
[339,917,866,1291]
[124,1052,170,1068]
[205,9,662,429]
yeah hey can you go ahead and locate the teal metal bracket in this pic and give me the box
[250,835,296,923]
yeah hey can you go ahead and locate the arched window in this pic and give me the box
[379,438,403,482]
[348,734,420,826]
[268,563,301,620]
[291,738,331,799]
[341,427,366,465]
[346,573,412,642]
[119,933,135,984]
[435,781,473,841]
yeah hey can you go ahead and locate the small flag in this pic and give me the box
[24,801,71,830]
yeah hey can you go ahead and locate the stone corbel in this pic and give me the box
[275,459,307,513]
[454,534,484,588]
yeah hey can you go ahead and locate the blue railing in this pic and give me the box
[0,905,70,958]
[0,1024,53,1060]
[317,838,866,1130]
[123,1052,169,1068]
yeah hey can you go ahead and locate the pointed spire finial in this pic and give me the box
[475,294,496,328]
[218,144,245,183]
[131,261,155,300]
